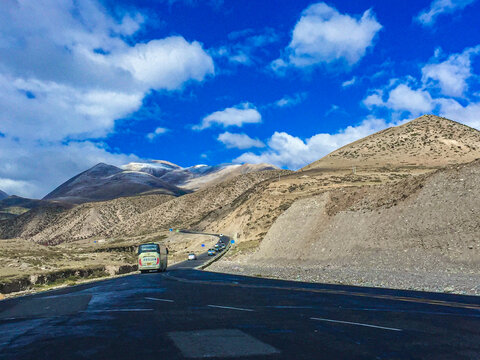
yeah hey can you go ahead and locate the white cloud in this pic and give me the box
[217,132,265,149]
[415,0,476,26]
[115,37,214,90]
[146,127,169,141]
[362,45,480,132]
[437,98,480,129]
[364,83,435,116]
[0,0,215,197]
[274,93,307,108]
[235,117,392,169]
[363,90,385,109]
[194,103,262,130]
[0,74,143,141]
[422,46,480,97]
[273,2,382,71]
[342,77,357,87]
[387,84,435,114]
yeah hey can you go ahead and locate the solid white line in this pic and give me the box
[310,317,402,332]
[145,297,174,302]
[207,305,254,312]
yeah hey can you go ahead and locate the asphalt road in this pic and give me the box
[1,244,480,359]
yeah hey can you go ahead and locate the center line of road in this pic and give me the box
[208,305,254,312]
[311,317,403,332]
[145,297,174,302]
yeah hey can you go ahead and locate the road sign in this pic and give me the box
[201,244,205,247]
[176,229,179,233]
[231,240,235,244]
[169,228,173,232]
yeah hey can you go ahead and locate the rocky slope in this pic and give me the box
[204,115,480,293]
[0,190,7,200]
[0,170,285,244]
[0,193,174,245]
[304,115,480,171]
[104,170,286,239]
[210,159,480,294]
[202,115,480,245]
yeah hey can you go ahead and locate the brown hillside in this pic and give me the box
[210,159,480,294]
[181,163,278,190]
[303,115,480,171]
[1,170,285,244]
[0,194,174,244]
[103,170,287,239]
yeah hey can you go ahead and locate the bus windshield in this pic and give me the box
[138,244,159,254]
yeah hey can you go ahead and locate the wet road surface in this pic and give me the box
[1,255,480,359]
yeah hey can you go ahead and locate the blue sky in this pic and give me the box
[1,0,480,197]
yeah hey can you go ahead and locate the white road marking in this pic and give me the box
[311,317,402,332]
[208,305,254,312]
[145,297,174,302]
[267,306,313,309]
[85,309,154,312]
[347,307,480,317]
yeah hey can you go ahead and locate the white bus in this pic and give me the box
[138,243,168,273]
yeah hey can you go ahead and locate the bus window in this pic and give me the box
[138,244,159,254]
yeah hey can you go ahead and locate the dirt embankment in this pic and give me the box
[0,264,137,295]
[210,160,480,295]
[0,232,219,297]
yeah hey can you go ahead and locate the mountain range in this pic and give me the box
[43,161,277,204]
[3,114,479,246]
[0,190,7,200]
[1,114,480,294]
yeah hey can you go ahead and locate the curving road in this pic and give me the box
[0,237,480,359]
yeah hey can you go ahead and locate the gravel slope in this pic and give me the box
[210,160,480,295]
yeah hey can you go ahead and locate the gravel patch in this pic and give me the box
[209,260,480,296]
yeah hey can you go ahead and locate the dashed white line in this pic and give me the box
[207,305,254,312]
[145,297,174,302]
[267,306,313,309]
[311,317,402,332]
[86,309,154,312]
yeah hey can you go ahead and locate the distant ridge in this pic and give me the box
[303,115,480,171]
[43,161,278,204]
[43,163,186,204]
[0,190,7,200]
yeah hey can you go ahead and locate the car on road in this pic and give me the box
[138,243,168,273]
[207,249,216,256]
[220,243,226,250]
[188,253,197,261]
